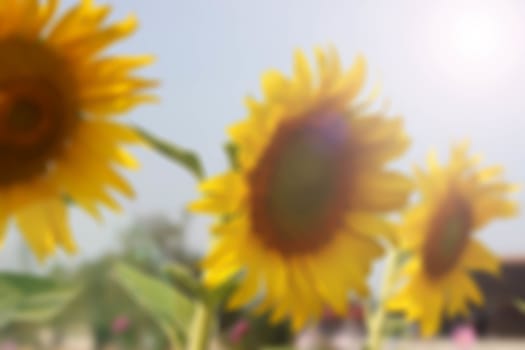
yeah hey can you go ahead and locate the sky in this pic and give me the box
[1,0,525,270]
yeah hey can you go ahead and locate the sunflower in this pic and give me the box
[191,48,412,330]
[0,0,156,259]
[388,144,518,336]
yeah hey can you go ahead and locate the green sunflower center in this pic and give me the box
[0,38,77,186]
[422,192,472,279]
[249,113,351,254]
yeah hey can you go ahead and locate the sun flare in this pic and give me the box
[429,2,520,86]
[452,11,501,63]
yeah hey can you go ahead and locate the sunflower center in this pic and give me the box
[249,113,351,254]
[7,99,41,131]
[422,192,472,279]
[0,38,77,186]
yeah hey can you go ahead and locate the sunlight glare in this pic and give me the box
[428,2,520,90]
[453,11,500,63]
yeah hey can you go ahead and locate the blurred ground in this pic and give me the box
[398,340,525,350]
[2,336,525,350]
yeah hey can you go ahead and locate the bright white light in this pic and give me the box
[428,2,520,88]
[452,11,501,64]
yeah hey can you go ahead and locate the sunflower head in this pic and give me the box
[191,47,412,330]
[390,143,518,336]
[0,0,157,259]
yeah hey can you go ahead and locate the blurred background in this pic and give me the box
[1,0,525,349]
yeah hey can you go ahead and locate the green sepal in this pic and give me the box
[136,126,204,180]
[223,142,239,170]
[165,263,204,298]
[206,275,239,309]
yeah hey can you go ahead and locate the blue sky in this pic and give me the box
[2,0,524,269]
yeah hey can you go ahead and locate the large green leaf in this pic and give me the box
[13,288,81,323]
[0,273,81,328]
[137,127,204,180]
[112,263,195,347]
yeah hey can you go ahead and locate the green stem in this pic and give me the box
[365,250,399,350]
[186,302,214,350]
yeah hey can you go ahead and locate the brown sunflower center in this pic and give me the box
[249,112,352,254]
[0,38,77,186]
[7,99,40,131]
[422,192,472,279]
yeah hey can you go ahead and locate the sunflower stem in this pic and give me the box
[186,301,214,350]
[365,250,399,350]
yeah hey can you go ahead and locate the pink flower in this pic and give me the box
[452,323,477,350]
[228,319,250,344]
[111,315,131,334]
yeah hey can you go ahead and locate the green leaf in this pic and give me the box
[13,288,80,323]
[0,283,22,328]
[0,273,81,328]
[223,142,239,170]
[165,264,203,298]
[136,126,204,180]
[113,263,195,346]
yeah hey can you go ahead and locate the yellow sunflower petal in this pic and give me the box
[389,144,517,337]
[189,172,245,213]
[461,240,500,275]
[419,289,444,337]
[0,0,155,259]
[16,199,76,260]
[351,170,412,212]
[227,269,260,310]
[195,47,410,331]
[344,211,396,242]
[293,50,312,91]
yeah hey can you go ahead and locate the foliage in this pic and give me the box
[47,214,198,349]
[112,262,194,347]
[0,273,80,329]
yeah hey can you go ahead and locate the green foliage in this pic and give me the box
[51,254,167,348]
[0,273,80,329]
[219,312,292,350]
[137,126,204,179]
[206,276,239,310]
[165,264,203,298]
[121,213,198,271]
[46,214,197,349]
[383,314,410,337]
[113,263,195,347]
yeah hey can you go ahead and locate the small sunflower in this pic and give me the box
[389,144,518,336]
[191,48,412,330]
[0,0,156,259]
